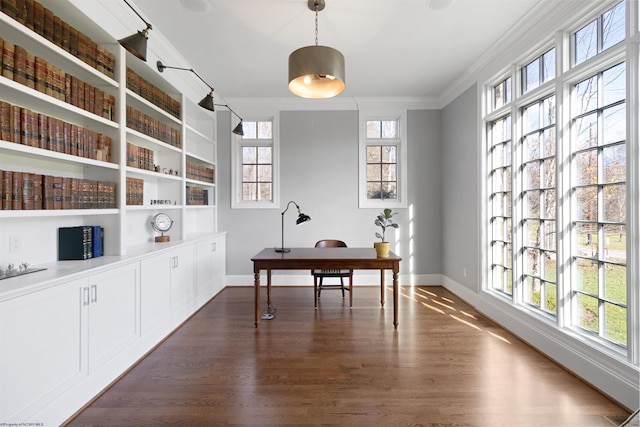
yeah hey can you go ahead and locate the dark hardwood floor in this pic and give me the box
[66,285,632,426]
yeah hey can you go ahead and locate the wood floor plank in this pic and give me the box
[66,286,631,426]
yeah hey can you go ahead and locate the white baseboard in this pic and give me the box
[225,272,443,287]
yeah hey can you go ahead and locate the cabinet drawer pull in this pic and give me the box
[90,285,98,303]
[83,287,90,306]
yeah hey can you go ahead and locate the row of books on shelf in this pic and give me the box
[58,225,104,260]
[126,177,144,206]
[186,160,214,184]
[1,169,117,210]
[186,185,209,206]
[0,100,113,162]
[1,37,116,120]
[1,0,115,78]
[126,68,181,119]
[126,142,155,171]
[126,105,181,149]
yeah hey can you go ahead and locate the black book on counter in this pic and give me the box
[58,225,93,260]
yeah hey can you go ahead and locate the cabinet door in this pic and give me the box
[140,254,172,335]
[170,245,195,311]
[0,278,86,421]
[87,263,139,372]
[195,238,215,298]
[212,235,226,295]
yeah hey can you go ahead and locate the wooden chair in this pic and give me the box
[311,240,353,308]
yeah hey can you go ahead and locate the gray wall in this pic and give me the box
[441,85,479,292]
[218,108,443,281]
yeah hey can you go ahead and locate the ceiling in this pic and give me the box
[124,0,542,101]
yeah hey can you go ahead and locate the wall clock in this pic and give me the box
[151,212,173,242]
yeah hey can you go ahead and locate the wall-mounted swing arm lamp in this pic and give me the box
[157,61,245,136]
[119,0,153,61]
[275,201,311,253]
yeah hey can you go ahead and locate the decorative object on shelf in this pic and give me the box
[156,60,245,136]
[288,0,345,99]
[374,208,399,258]
[0,262,47,281]
[151,212,173,242]
[118,0,153,61]
[275,201,311,253]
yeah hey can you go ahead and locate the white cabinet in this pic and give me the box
[170,245,195,311]
[140,254,172,336]
[0,278,85,421]
[85,263,139,371]
[0,261,137,423]
[196,234,226,301]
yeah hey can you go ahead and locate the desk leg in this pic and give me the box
[380,269,385,306]
[314,275,318,309]
[254,270,260,328]
[267,269,272,309]
[393,269,399,329]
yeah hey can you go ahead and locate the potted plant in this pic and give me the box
[374,208,399,257]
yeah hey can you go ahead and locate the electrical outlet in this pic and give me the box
[10,235,22,253]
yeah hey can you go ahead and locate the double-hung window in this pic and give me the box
[358,111,407,208]
[232,116,279,209]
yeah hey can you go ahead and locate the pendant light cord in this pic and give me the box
[314,3,319,46]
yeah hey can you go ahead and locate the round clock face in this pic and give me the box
[152,213,173,233]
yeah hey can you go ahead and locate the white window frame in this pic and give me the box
[231,112,280,209]
[358,110,408,209]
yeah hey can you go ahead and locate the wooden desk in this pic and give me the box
[251,248,402,329]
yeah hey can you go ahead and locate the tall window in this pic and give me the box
[484,1,632,352]
[232,117,278,209]
[359,112,407,208]
[521,96,557,315]
[488,115,513,296]
[570,62,627,346]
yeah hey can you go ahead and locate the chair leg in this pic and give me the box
[340,277,345,298]
[349,274,353,308]
[318,277,322,298]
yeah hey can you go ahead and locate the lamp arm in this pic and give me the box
[123,0,152,30]
[214,104,243,122]
[156,61,214,92]
[279,201,300,251]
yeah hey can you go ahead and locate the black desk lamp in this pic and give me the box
[275,201,311,253]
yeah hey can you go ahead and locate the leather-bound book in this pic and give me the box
[0,101,11,142]
[33,1,44,36]
[11,171,22,210]
[1,40,15,80]
[34,56,46,92]
[2,0,17,19]
[32,173,42,209]
[43,7,53,41]
[24,51,35,89]
[1,170,12,210]
[22,172,33,210]
[13,44,26,85]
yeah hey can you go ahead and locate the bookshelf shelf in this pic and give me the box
[0,140,118,169]
[185,177,214,187]
[125,128,182,153]
[0,208,118,218]
[126,90,181,126]
[125,166,182,182]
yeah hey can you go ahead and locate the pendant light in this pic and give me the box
[288,0,345,99]
[118,0,153,62]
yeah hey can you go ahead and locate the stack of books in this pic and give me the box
[0,0,116,79]
[58,225,104,260]
[0,169,117,210]
[0,100,113,161]
[0,39,116,120]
